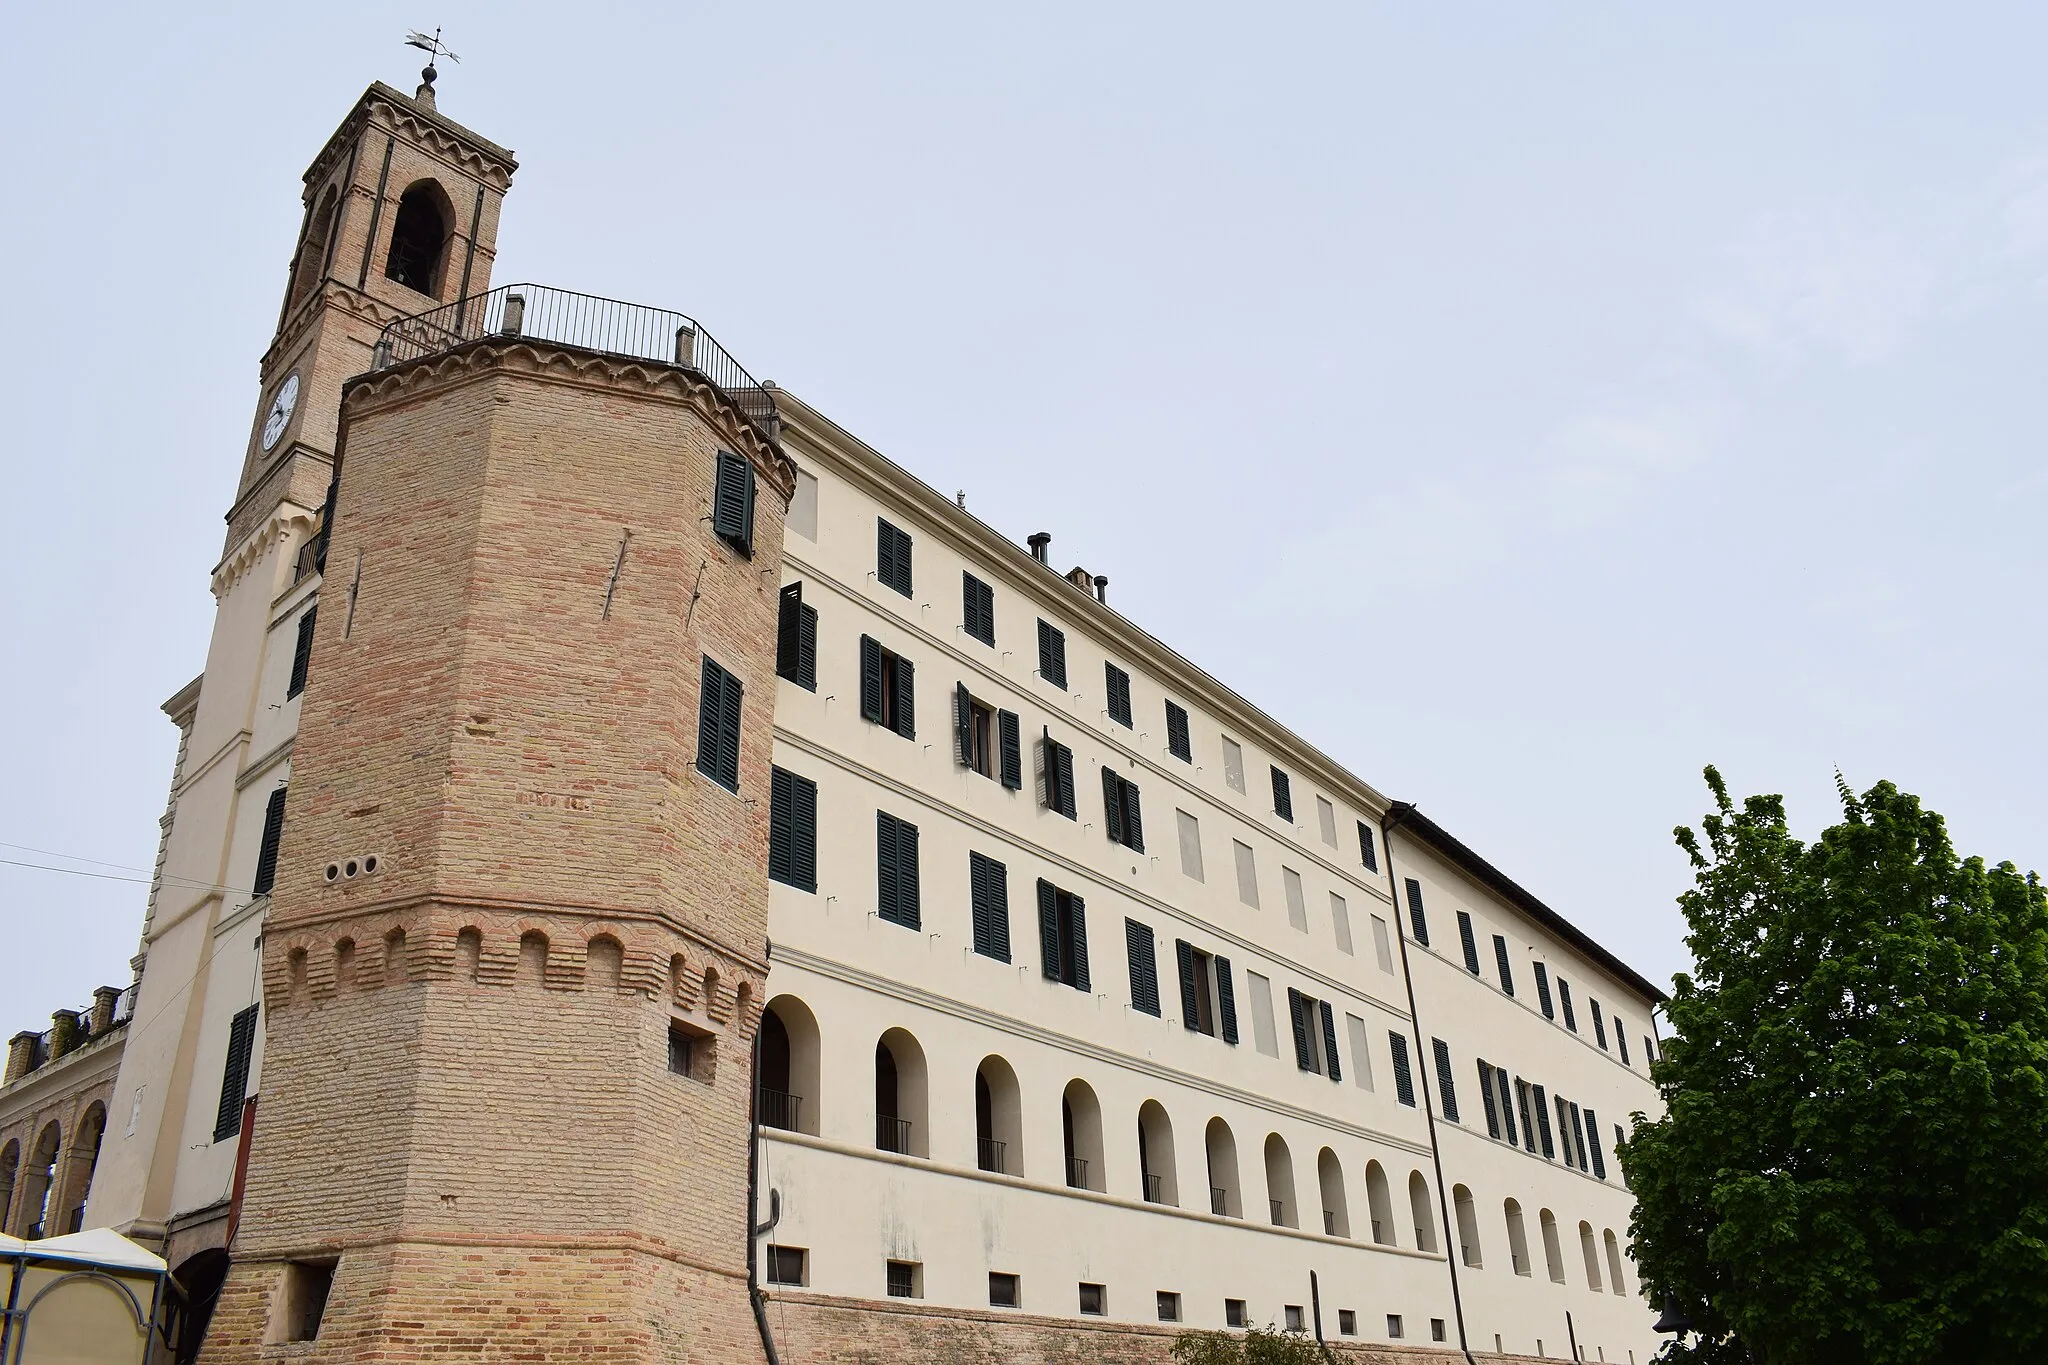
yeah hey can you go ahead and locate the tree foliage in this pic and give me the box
[1170,1326,1327,1365]
[1620,768,2048,1363]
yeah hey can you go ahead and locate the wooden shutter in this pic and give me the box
[1584,1108,1606,1178]
[1165,700,1191,762]
[1067,893,1090,992]
[893,524,912,594]
[713,451,754,556]
[1432,1038,1458,1122]
[768,767,794,884]
[1121,779,1143,853]
[1568,1101,1589,1171]
[1038,879,1061,982]
[1044,735,1075,818]
[970,852,1009,961]
[719,663,743,787]
[1531,1085,1555,1158]
[1213,957,1238,1043]
[1534,963,1554,1019]
[1559,979,1577,1031]
[1388,1032,1415,1106]
[769,768,817,893]
[955,684,974,766]
[1618,1030,1631,1066]
[1496,1070,1519,1146]
[213,1003,260,1141]
[1100,767,1124,846]
[777,584,802,680]
[1125,920,1160,1016]
[1037,620,1066,688]
[288,606,317,699]
[997,711,1022,789]
[252,786,288,896]
[897,819,920,929]
[876,519,910,595]
[1592,999,1608,1049]
[1175,940,1199,1029]
[1105,663,1132,727]
[1270,767,1293,821]
[892,654,916,739]
[1319,1000,1342,1083]
[1493,936,1514,995]
[1404,879,1430,946]
[859,636,885,723]
[696,658,741,792]
[1458,912,1480,974]
[963,573,994,645]
[1357,820,1377,873]
[1477,1061,1500,1137]
[877,812,901,925]
[1287,988,1314,1071]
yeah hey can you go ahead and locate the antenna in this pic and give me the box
[404,27,461,95]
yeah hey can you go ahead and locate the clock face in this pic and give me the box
[261,372,301,452]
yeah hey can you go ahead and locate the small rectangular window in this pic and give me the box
[1105,662,1133,727]
[876,810,921,930]
[969,851,1012,962]
[767,1247,807,1286]
[1270,766,1294,821]
[1493,935,1515,995]
[858,635,915,739]
[768,767,818,893]
[1330,893,1353,954]
[876,517,913,595]
[1246,971,1279,1058]
[1125,919,1161,1017]
[1432,1037,1459,1123]
[1078,1282,1106,1316]
[1176,809,1204,881]
[667,1019,714,1084]
[1404,878,1430,946]
[1338,1309,1357,1336]
[1157,1291,1181,1323]
[1165,700,1192,761]
[696,657,744,793]
[1221,736,1246,793]
[213,1003,260,1142]
[1371,915,1394,973]
[667,1023,692,1076]
[1101,767,1145,852]
[989,1272,1020,1308]
[712,450,756,557]
[788,469,818,540]
[1357,820,1378,873]
[962,572,996,645]
[776,583,817,691]
[1457,911,1481,974]
[1282,867,1308,932]
[1037,619,1067,688]
[1041,732,1077,818]
[252,786,288,897]
[1388,1031,1416,1106]
[1315,795,1337,847]
[1037,879,1091,991]
[1431,1318,1447,1343]
[1233,841,1259,908]
[1387,1314,1404,1339]
[1284,1305,1305,1333]
[886,1260,921,1299]
[1346,1013,1374,1091]
[287,605,317,699]
[1225,1299,1248,1329]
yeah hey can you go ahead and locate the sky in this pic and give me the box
[3,2,2046,1023]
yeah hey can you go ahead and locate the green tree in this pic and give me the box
[1621,768,2048,1364]
[1170,1325,1327,1364]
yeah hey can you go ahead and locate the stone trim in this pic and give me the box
[211,505,320,598]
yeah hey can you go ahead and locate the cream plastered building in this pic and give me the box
[51,68,1668,1364]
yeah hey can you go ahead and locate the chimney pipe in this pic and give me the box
[1093,575,1108,604]
[1027,532,1050,564]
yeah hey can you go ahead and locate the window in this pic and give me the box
[1126,919,1161,1016]
[1618,1028,1631,1066]
[1431,1319,1447,1343]
[776,584,817,690]
[1101,767,1145,851]
[696,657,743,792]
[1457,911,1481,974]
[1232,841,1259,907]
[1432,1038,1459,1123]
[1078,1283,1106,1316]
[383,180,449,293]
[1567,1099,1590,1172]
[858,635,916,738]
[1338,1309,1357,1336]
[1225,1299,1248,1329]
[955,685,1021,786]
[1346,1013,1375,1091]
[1496,1068,1519,1145]
[1246,971,1279,1057]
[1357,820,1378,873]
[1370,915,1394,973]
[252,786,288,897]
[1040,730,1077,817]
[667,1019,713,1083]
[1534,962,1555,1019]
[1221,736,1246,792]
[1282,866,1308,932]
[1387,1315,1404,1339]
[1330,893,1353,954]
[1404,878,1429,945]
[1037,880,1090,991]
[712,450,756,557]
[970,852,1011,962]
[280,1261,335,1343]
[1270,766,1294,821]
[989,1272,1020,1308]
[1157,1291,1181,1323]
[875,811,921,930]
[1531,1083,1555,1158]
[1646,1033,1657,1064]
[1036,619,1067,688]
[887,1261,921,1299]
[287,606,316,699]
[1616,1123,1629,1187]
[1388,1032,1415,1106]
[1592,997,1609,1049]
[1176,809,1204,881]
[1175,941,1237,1042]
[1287,989,1341,1081]
[1585,1107,1607,1178]
[1105,662,1133,727]
[1165,700,1191,761]
[213,1004,259,1141]
[1477,1060,1500,1137]
[667,1024,691,1076]
[788,468,818,540]
[1493,935,1515,995]
[1559,978,1578,1032]
[876,517,913,596]
[1284,1305,1305,1333]
[962,572,995,645]
[768,767,818,893]
[767,1247,807,1286]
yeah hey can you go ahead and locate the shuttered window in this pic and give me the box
[1404,879,1430,946]
[1492,935,1515,995]
[1388,1032,1416,1107]
[1164,700,1191,762]
[970,852,1011,962]
[1591,998,1608,1050]
[1176,941,1202,1031]
[1270,766,1293,821]
[1319,1000,1341,1083]
[875,811,921,930]
[997,710,1022,789]
[1105,663,1133,727]
[1496,1070,1519,1147]
[776,584,817,690]
[1125,920,1161,1016]
[252,786,288,897]
[1584,1107,1606,1178]
[1214,957,1238,1044]
[1432,1038,1459,1123]
[213,1003,260,1142]
[1457,911,1480,974]
[1559,979,1578,1032]
[1617,1029,1631,1066]
[1041,733,1078,818]
[287,606,317,699]
[1036,619,1067,689]
[1036,879,1090,990]
[713,451,756,557]
[1477,1060,1500,1137]
[876,518,913,596]
[696,657,744,793]
[768,767,818,892]
[1516,1078,1537,1152]
[858,635,915,738]
[1534,962,1555,1019]
[1283,990,1340,1081]
[1567,1100,1589,1172]
[1100,768,1144,852]
[1288,988,1315,1071]
[1357,820,1378,873]
[1531,1084,1555,1158]
[962,572,995,645]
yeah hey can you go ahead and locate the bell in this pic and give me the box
[1652,1292,1695,1335]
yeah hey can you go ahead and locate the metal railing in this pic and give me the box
[1065,1157,1090,1190]
[1271,1200,1287,1226]
[977,1138,1006,1174]
[876,1115,913,1155]
[1210,1186,1230,1217]
[1325,1211,1340,1236]
[1142,1173,1165,1204]
[372,283,780,441]
[757,1088,802,1133]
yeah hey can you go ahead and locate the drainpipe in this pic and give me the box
[747,943,782,1365]
[1380,806,1480,1365]
[1310,1269,1337,1364]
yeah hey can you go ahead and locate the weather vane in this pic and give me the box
[405,27,460,92]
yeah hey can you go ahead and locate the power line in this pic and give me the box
[0,840,256,897]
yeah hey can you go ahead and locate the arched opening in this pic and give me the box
[1579,1220,1604,1290]
[1539,1208,1566,1283]
[1061,1079,1104,1191]
[22,1122,61,1238]
[975,1056,1023,1175]
[701,966,722,1014]
[668,953,687,1003]
[1317,1148,1349,1238]
[456,928,482,983]
[1453,1184,1481,1268]
[286,185,340,316]
[758,996,819,1135]
[288,947,309,999]
[587,935,623,991]
[1364,1159,1395,1245]
[1204,1118,1240,1217]
[874,1028,928,1157]
[1604,1228,1627,1296]
[170,1247,232,1365]
[60,1103,107,1234]
[0,1141,18,1234]
[334,938,357,990]
[1137,1101,1177,1205]
[384,180,453,297]
[1504,1198,1532,1276]
[1263,1133,1297,1228]
[1408,1169,1439,1253]
[518,932,549,987]
[384,926,409,986]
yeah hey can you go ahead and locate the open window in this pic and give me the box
[954,684,1020,787]
[383,180,453,296]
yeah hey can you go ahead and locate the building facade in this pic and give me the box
[38,69,1667,1364]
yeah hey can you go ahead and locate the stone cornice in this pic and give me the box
[211,504,320,598]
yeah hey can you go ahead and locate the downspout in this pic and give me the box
[747,944,782,1365]
[1310,1269,1337,1364]
[1380,807,1480,1365]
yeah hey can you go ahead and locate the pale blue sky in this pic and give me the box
[4,3,2045,1021]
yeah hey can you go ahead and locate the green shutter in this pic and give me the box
[1165,700,1191,762]
[769,768,817,893]
[1121,778,1143,853]
[1175,939,1199,1029]
[1213,957,1238,1044]
[696,657,741,793]
[1319,1001,1342,1083]
[1458,911,1480,974]
[1477,1061,1500,1137]
[997,711,1022,789]
[1534,963,1554,1019]
[1389,1032,1415,1106]
[1105,663,1132,727]
[1493,935,1515,995]
[777,585,802,680]
[971,852,1010,962]
[288,606,317,699]
[1101,767,1124,846]
[1497,1070,1519,1146]
[713,451,754,556]
[1357,820,1377,873]
[1067,892,1090,992]
[1288,988,1314,1071]
[859,636,884,723]
[1433,1038,1458,1122]
[1125,920,1160,1016]
[892,654,916,739]
[1037,620,1066,688]
[252,786,288,896]
[1532,1085,1555,1158]
[955,684,973,766]
[213,1004,260,1142]
[1405,879,1430,946]
[1584,1108,1606,1178]
[1270,767,1293,821]
[1037,880,1061,981]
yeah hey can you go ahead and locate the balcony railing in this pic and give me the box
[1210,1186,1230,1217]
[876,1115,913,1155]
[371,283,780,443]
[977,1137,1006,1174]
[1271,1200,1287,1226]
[1142,1173,1164,1204]
[1325,1211,1339,1236]
[1065,1157,1090,1190]
[757,1088,801,1133]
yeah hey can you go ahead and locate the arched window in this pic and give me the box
[1137,1101,1177,1205]
[1539,1208,1566,1283]
[1504,1198,1532,1276]
[1317,1148,1349,1238]
[1364,1159,1395,1245]
[976,1056,1023,1175]
[22,1123,61,1239]
[1062,1080,1105,1191]
[518,932,549,987]
[456,928,482,983]
[1579,1220,1604,1291]
[874,1029,928,1157]
[1453,1184,1481,1268]
[758,996,819,1135]
[384,180,453,297]
[1604,1228,1627,1296]
[0,1141,18,1234]
[1408,1169,1439,1253]
[1204,1118,1240,1217]
[1263,1133,1297,1228]
[286,185,340,315]
[58,1103,107,1235]
[384,927,409,986]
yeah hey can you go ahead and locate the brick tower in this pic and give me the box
[198,78,794,1363]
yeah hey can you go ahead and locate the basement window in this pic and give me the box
[765,1246,807,1287]
[1225,1299,1247,1329]
[667,1020,715,1085]
[277,1260,335,1343]
[989,1272,1020,1308]
[1284,1305,1305,1332]
[886,1260,921,1299]
[1339,1309,1357,1336]
[1078,1282,1106,1316]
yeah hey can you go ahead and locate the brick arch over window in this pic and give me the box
[384,179,455,297]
